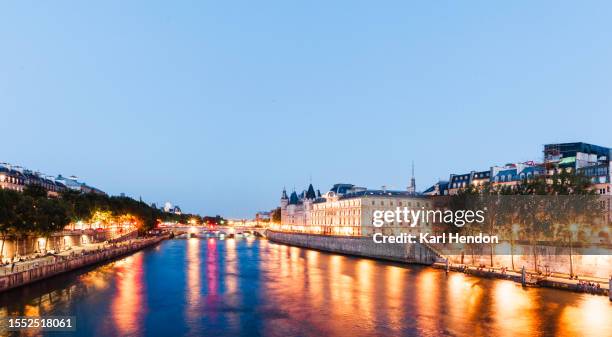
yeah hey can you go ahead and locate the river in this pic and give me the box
[0,238,610,337]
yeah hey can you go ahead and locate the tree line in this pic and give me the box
[0,186,204,254]
[446,171,608,272]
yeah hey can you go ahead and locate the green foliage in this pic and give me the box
[271,207,281,223]
[0,189,203,237]
[23,185,48,198]
[0,189,21,234]
[446,170,603,270]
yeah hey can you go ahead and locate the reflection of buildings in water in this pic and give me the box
[492,281,536,337]
[279,244,290,279]
[558,295,612,337]
[186,238,201,326]
[224,238,237,293]
[80,268,112,291]
[305,249,323,308]
[224,238,241,329]
[355,259,374,325]
[328,255,343,304]
[112,254,145,336]
[445,273,487,335]
[288,246,302,279]
[384,265,406,332]
[415,269,441,334]
[206,238,218,298]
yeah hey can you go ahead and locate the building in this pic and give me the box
[447,171,488,195]
[0,162,106,197]
[544,142,611,171]
[162,201,182,215]
[427,142,612,226]
[55,175,106,196]
[490,162,545,189]
[445,162,546,194]
[311,185,432,236]
[1,163,69,196]
[255,211,271,222]
[279,184,318,231]
[278,182,431,237]
[422,180,449,196]
[544,142,612,195]
[0,164,26,192]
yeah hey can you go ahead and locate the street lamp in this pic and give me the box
[569,224,578,278]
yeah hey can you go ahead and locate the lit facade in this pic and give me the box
[0,165,26,192]
[277,183,431,237]
[311,189,432,236]
[279,184,318,232]
[1,162,106,197]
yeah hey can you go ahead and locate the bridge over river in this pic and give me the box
[165,225,267,238]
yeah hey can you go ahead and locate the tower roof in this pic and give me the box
[289,191,299,205]
[305,184,316,199]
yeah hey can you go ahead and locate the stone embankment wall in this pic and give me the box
[266,230,438,265]
[0,236,165,292]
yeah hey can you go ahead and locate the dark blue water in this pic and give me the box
[1,238,611,337]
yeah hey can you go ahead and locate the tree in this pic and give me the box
[272,207,281,223]
[23,185,48,199]
[0,189,21,259]
[13,195,37,257]
[34,198,70,252]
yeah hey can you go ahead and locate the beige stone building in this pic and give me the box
[278,183,431,237]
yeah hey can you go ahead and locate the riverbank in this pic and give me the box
[0,235,167,292]
[267,230,611,299]
[432,262,611,298]
[266,230,439,265]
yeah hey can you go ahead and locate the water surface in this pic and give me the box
[0,238,610,337]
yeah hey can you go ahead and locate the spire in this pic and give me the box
[408,161,416,195]
[281,186,288,200]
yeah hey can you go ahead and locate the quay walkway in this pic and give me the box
[0,235,166,292]
[433,261,611,299]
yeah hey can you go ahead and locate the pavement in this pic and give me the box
[0,240,135,276]
[434,262,610,290]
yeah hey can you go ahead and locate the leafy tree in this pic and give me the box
[23,185,48,199]
[34,198,71,251]
[272,207,281,223]
[0,189,21,259]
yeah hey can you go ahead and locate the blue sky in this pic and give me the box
[1,1,611,217]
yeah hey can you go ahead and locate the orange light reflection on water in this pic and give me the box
[111,253,145,336]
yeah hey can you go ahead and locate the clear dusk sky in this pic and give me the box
[1,1,612,217]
